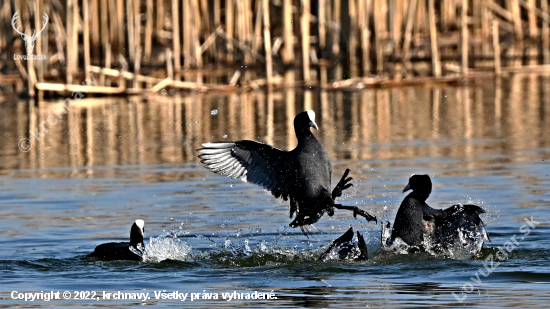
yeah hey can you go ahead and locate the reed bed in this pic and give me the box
[1,0,550,98]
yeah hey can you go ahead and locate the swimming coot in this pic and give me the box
[386,175,489,255]
[88,219,144,261]
[198,110,376,235]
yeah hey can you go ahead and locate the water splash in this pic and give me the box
[320,233,367,261]
[133,219,487,266]
[129,226,316,266]
[140,230,193,263]
[380,216,489,259]
[195,233,320,267]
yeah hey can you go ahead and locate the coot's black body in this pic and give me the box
[198,111,376,235]
[88,220,144,261]
[389,175,489,255]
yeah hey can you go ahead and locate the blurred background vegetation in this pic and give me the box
[1,0,550,99]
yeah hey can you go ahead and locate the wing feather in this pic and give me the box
[198,141,293,197]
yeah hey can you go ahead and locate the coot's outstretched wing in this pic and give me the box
[438,204,485,228]
[435,204,490,243]
[197,141,293,199]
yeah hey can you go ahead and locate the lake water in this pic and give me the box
[0,74,549,307]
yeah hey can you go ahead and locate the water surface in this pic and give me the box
[1,74,549,307]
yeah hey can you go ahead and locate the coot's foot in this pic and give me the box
[332,168,353,200]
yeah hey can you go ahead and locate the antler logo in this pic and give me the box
[11,11,48,54]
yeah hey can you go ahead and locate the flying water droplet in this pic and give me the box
[223,134,228,138]
[211,109,218,115]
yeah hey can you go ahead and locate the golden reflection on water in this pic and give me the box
[1,74,549,179]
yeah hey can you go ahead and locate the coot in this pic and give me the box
[198,110,376,235]
[88,219,144,261]
[386,175,489,255]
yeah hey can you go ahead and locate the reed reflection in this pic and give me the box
[1,74,549,180]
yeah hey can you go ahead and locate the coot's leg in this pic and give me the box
[333,204,377,223]
[299,225,312,238]
[289,196,297,218]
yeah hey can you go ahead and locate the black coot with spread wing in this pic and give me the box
[88,219,144,261]
[197,110,376,234]
[388,175,489,255]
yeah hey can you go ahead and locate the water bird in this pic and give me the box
[197,110,376,235]
[384,175,489,255]
[319,227,368,261]
[88,219,144,261]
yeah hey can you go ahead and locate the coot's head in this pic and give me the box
[294,110,319,137]
[130,219,145,248]
[403,174,432,201]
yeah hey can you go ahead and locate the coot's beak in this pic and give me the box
[402,183,411,193]
[310,121,319,130]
